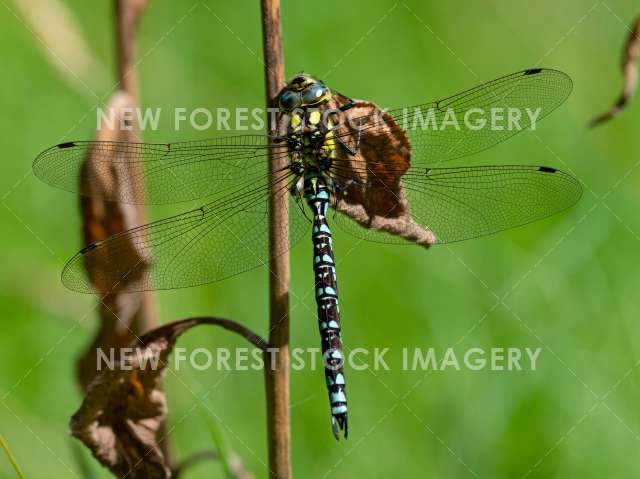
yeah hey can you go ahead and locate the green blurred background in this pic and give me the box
[2,0,640,477]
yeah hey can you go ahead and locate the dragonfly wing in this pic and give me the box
[332,165,581,245]
[33,135,288,204]
[333,69,572,166]
[63,172,309,293]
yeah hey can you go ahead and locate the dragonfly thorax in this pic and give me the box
[277,74,339,190]
[285,107,337,198]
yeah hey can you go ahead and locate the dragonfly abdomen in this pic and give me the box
[304,175,348,439]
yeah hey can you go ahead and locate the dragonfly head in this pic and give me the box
[278,73,332,112]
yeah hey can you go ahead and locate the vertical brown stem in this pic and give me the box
[77,0,169,462]
[115,0,145,99]
[112,0,156,335]
[114,0,174,463]
[77,1,155,387]
[261,0,291,478]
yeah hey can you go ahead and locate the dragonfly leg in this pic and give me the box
[334,129,362,157]
[329,178,359,218]
[292,189,312,222]
[334,90,356,112]
[331,177,365,204]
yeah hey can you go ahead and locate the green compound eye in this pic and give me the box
[302,83,327,104]
[279,90,302,110]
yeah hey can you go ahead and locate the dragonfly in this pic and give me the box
[34,68,582,439]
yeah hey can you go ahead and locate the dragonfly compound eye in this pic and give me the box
[279,90,302,111]
[302,83,328,105]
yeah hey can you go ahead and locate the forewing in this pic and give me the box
[333,69,572,166]
[334,165,581,245]
[63,172,309,293]
[33,135,287,204]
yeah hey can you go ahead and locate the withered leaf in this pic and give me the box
[70,317,266,479]
[590,15,640,127]
[76,91,156,391]
[324,98,436,247]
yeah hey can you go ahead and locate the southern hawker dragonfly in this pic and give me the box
[34,68,582,439]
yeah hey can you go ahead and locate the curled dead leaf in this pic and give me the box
[590,15,640,127]
[322,97,436,246]
[76,91,155,391]
[70,317,266,479]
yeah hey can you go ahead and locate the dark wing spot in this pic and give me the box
[80,243,98,254]
[524,68,543,76]
[57,141,76,149]
[538,166,557,173]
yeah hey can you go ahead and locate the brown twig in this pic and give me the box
[172,317,270,351]
[77,0,154,389]
[115,0,147,97]
[260,0,291,478]
[75,0,171,465]
[589,14,640,127]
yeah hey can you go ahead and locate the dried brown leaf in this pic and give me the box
[76,92,156,391]
[590,15,640,127]
[70,317,265,479]
[326,98,436,246]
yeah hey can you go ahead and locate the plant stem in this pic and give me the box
[171,450,219,478]
[77,0,155,391]
[112,0,156,331]
[0,434,26,479]
[115,0,146,99]
[159,316,270,351]
[261,0,291,478]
